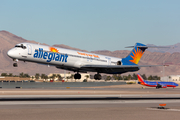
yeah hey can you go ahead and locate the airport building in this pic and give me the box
[161,75,180,82]
[0,76,31,82]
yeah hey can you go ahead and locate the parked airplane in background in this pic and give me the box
[137,74,179,88]
[7,42,161,80]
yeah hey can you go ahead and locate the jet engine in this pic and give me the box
[117,61,121,65]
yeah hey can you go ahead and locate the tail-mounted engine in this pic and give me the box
[117,61,122,65]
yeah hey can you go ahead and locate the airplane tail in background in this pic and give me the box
[122,43,147,65]
[137,73,146,85]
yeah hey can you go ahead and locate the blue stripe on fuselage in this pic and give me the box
[144,80,178,86]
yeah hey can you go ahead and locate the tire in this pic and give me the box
[13,63,18,67]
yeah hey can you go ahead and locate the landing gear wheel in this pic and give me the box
[94,74,101,80]
[13,63,18,67]
[74,73,81,79]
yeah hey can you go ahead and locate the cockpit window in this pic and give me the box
[15,44,26,49]
[15,45,21,47]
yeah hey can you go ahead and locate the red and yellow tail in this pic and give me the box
[137,74,145,85]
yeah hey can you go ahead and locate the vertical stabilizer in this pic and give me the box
[137,73,145,85]
[122,43,147,65]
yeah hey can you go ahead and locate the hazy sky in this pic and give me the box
[1,0,180,51]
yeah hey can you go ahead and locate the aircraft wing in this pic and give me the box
[81,64,163,68]
[80,64,163,74]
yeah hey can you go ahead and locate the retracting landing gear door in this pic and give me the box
[27,44,32,55]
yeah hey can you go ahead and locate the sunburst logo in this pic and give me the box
[49,47,59,53]
[129,48,144,64]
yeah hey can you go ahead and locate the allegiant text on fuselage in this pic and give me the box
[33,48,68,62]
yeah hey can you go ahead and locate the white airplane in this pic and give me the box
[7,42,161,80]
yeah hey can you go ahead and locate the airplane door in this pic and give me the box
[105,57,111,65]
[27,44,32,55]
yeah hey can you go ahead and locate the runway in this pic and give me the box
[0,98,180,120]
[0,82,126,88]
[0,84,180,120]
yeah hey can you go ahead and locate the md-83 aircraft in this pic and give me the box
[7,42,161,80]
[137,74,179,88]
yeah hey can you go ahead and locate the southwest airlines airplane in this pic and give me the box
[137,74,179,88]
[7,42,160,80]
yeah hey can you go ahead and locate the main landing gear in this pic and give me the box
[74,72,102,80]
[74,73,81,79]
[94,73,101,80]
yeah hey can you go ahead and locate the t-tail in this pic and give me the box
[122,43,147,65]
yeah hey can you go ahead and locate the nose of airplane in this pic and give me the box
[7,49,14,58]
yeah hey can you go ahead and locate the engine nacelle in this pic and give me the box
[117,61,122,65]
[156,84,167,89]
[162,85,167,88]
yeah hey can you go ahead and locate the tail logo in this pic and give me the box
[129,48,144,64]
[137,74,146,85]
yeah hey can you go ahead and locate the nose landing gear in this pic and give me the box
[13,63,18,67]
[13,59,18,67]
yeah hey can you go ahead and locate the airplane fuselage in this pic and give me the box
[7,43,123,73]
[140,80,178,88]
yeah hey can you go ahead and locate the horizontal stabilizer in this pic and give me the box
[125,46,169,48]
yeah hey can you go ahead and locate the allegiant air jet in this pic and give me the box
[7,42,161,80]
[137,74,178,88]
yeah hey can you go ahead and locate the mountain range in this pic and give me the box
[0,30,180,77]
[147,43,180,53]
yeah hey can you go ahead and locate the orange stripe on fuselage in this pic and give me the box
[77,52,99,58]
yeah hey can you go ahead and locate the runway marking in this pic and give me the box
[0,100,180,105]
[0,94,180,98]
[0,94,146,98]
[0,91,144,94]
[147,108,180,112]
